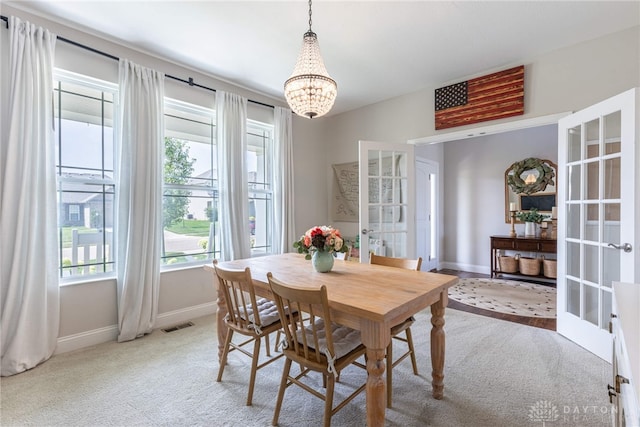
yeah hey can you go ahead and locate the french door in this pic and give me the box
[557,88,637,362]
[358,141,416,262]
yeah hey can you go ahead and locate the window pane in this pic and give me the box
[162,190,219,264]
[567,126,581,162]
[584,284,598,326]
[583,244,598,284]
[567,278,580,317]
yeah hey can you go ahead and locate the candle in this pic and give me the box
[541,222,548,229]
[509,202,516,211]
[552,206,558,218]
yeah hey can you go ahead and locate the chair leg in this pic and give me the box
[246,336,261,406]
[274,330,282,352]
[324,374,336,427]
[386,342,393,408]
[406,328,419,375]
[217,329,234,382]
[265,334,272,357]
[272,358,292,426]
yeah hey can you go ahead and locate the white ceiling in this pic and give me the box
[6,1,640,116]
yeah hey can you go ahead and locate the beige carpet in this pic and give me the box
[448,278,556,318]
[0,308,609,426]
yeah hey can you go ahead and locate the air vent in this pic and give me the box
[161,321,194,333]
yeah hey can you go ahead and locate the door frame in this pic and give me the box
[416,157,439,271]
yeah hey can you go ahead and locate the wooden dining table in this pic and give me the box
[205,253,458,427]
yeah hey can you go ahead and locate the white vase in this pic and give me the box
[524,222,536,237]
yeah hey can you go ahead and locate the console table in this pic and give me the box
[490,235,557,280]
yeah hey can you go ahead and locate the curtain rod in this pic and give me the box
[0,15,275,110]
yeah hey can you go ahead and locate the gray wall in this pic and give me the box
[3,4,639,353]
[442,125,557,273]
[322,25,640,271]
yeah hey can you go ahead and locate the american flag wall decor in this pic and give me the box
[434,65,524,130]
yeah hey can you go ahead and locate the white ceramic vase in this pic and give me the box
[524,222,536,237]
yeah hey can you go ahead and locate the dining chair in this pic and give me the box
[213,260,285,406]
[369,253,422,408]
[267,273,367,427]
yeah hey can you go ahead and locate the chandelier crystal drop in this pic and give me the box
[284,0,337,119]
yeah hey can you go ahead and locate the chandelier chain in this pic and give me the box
[308,0,313,31]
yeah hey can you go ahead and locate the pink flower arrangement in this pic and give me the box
[293,226,348,260]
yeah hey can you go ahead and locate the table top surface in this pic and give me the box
[491,235,557,241]
[208,253,458,326]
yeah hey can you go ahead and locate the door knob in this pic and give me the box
[607,243,632,253]
[361,229,374,235]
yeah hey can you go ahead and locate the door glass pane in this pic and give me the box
[604,203,620,242]
[567,165,581,201]
[368,178,380,203]
[369,206,381,226]
[603,247,620,288]
[567,204,580,239]
[604,158,621,199]
[584,284,598,326]
[567,279,580,317]
[566,241,580,277]
[584,203,598,241]
[381,178,394,203]
[368,151,380,175]
[585,160,599,200]
[381,206,396,223]
[381,152,394,176]
[567,126,581,162]
[584,244,599,284]
[604,111,621,154]
[395,153,407,178]
[585,118,600,159]
[585,141,599,160]
[601,290,612,331]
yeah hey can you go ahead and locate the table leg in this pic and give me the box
[216,287,228,362]
[361,321,390,427]
[430,291,447,399]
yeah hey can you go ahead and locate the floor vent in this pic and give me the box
[161,321,194,333]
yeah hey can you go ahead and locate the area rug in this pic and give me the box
[448,278,556,318]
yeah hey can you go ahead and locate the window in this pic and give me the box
[162,100,275,267]
[162,100,218,265]
[54,71,117,279]
[247,121,273,255]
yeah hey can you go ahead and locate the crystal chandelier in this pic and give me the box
[284,0,337,119]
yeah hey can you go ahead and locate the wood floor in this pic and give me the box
[438,269,557,331]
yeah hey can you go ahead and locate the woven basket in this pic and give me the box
[543,258,557,278]
[498,255,519,273]
[519,256,541,276]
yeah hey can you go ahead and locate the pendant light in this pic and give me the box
[284,0,337,119]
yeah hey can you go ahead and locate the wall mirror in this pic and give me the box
[504,158,557,223]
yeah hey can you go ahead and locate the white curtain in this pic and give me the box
[216,91,250,261]
[272,107,296,253]
[116,59,164,342]
[0,17,58,376]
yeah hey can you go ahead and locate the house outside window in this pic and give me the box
[162,100,274,267]
[54,70,117,279]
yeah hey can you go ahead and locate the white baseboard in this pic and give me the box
[55,325,119,355]
[55,302,217,355]
[440,261,490,275]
